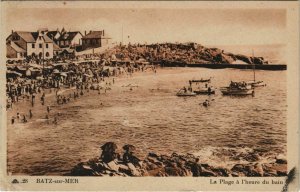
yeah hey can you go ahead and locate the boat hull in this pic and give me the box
[220,88,254,95]
[194,90,215,95]
[176,94,197,97]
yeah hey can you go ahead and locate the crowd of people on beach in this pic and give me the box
[6,44,161,126]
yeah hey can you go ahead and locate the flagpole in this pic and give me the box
[122,25,124,45]
[252,49,255,82]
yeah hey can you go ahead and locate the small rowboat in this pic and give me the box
[246,80,266,87]
[189,78,211,83]
[176,89,196,97]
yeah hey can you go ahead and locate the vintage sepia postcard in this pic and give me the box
[0,1,299,191]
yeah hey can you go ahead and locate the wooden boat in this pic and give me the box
[246,80,266,87]
[176,89,196,97]
[189,78,211,83]
[193,87,216,95]
[220,82,254,96]
[249,50,266,87]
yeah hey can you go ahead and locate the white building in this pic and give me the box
[6,29,55,59]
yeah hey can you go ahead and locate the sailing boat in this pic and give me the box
[246,50,266,87]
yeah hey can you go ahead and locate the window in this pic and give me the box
[46,44,48,48]
[39,36,42,40]
[39,52,42,58]
[45,52,50,57]
[65,41,69,45]
[32,44,35,48]
[39,44,42,48]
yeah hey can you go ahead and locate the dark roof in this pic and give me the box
[47,31,60,40]
[11,31,53,43]
[82,31,111,39]
[16,31,36,42]
[58,31,82,41]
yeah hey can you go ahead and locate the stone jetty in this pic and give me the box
[67,142,287,177]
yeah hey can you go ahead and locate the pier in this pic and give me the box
[160,60,287,71]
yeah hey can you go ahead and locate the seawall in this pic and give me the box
[158,61,287,71]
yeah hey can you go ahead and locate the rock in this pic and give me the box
[253,163,264,177]
[231,172,239,177]
[200,169,217,177]
[215,53,235,64]
[277,170,287,176]
[147,167,165,176]
[235,54,253,64]
[148,152,159,158]
[107,160,119,172]
[70,163,95,176]
[147,156,160,164]
[271,163,287,175]
[164,166,182,176]
[127,163,141,176]
[275,158,287,164]
[212,167,231,177]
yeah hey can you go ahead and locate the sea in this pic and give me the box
[7,67,286,175]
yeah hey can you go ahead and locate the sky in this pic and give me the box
[4,6,286,46]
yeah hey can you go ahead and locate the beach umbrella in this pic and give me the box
[36,76,44,80]
[60,72,68,77]
[100,142,118,152]
[7,71,22,77]
[53,69,60,73]
[83,73,93,78]
[122,144,136,152]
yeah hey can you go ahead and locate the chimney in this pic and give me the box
[102,30,104,36]
[85,31,87,36]
[12,30,14,34]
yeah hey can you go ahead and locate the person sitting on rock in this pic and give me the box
[100,142,120,163]
[191,158,202,177]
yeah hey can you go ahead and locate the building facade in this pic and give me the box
[57,31,83,48]
[81,30,112,50]
[6,29,54,59]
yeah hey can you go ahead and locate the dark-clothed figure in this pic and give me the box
[191,158,202,177]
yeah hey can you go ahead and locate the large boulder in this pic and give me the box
[235,54,253,64]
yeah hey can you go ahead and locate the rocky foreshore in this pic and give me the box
[67,142,287,177]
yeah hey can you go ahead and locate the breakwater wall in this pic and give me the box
[158,61,287,70]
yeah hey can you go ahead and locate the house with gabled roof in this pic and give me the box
[6,29,55,59]
[81,30,112,50]
[46,29,61,45]
[57,31,83,48]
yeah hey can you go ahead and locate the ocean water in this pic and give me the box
[7,67,286,175]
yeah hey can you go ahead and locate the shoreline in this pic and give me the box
[6,67,287,175]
